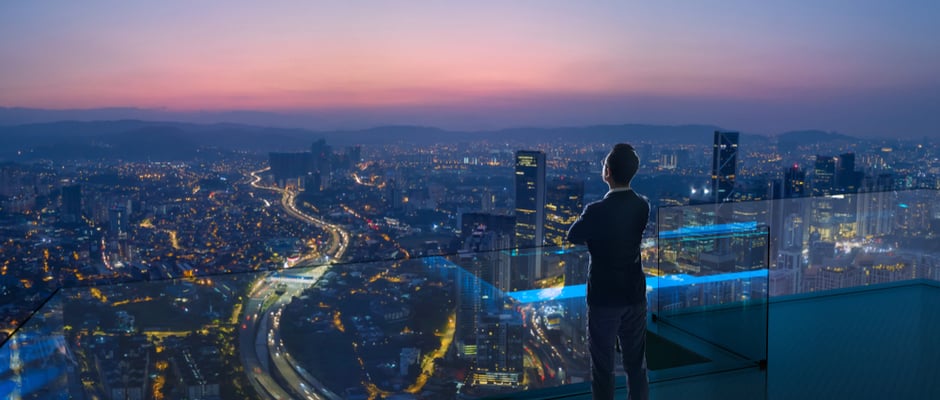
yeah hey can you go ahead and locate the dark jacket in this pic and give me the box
[566,189,650,306]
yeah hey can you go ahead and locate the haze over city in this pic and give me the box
[2,1,939,137]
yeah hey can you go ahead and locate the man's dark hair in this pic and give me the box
[605,143,640,185]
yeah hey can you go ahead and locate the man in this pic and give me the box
[567,143,650,400]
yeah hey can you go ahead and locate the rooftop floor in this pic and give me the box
[510,280,940,400]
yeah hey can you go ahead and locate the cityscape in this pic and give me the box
[1,1,938,399]
[0,124,938,398]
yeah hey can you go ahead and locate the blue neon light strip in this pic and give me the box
[658,221,759,239]
[507,269,767,304]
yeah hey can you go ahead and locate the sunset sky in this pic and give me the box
[1,1,938,136]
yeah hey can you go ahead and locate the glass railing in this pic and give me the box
[2,189,935,399]
[0,240,771,399]
[659,189,940,298]
[654,219,769,373]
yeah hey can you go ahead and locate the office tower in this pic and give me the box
[456,229,511,359]
[544,178,584,247]
[857,174,895,238]
[514,150,546,282]
[514,151,546,248]
[385,178,403,210]
[61,184,82,223]
[462,213,515,292]
[783,165,806,198]
[812,155,837,196]
[711,131,739,203]
[836,153,862,193]
[455,257,484,360]
[480,188,496,212]
[472,313,524,387]
[304,172,322,194]
[311,139,333,189]
[109,205,129,239]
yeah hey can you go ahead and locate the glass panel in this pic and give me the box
[0,293,69,399]
[7,189,940,397]
[656,202,770,370]
[2,239,772,399]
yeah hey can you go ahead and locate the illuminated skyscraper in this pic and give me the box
[545,178,583,247]
[784,165,806,198]
[108,205,129,239]
[514,150,546,282]
[836,152,862,193]
[514,151,546,248]
[813,155,837,196]
[857,174,896,238]
[311,139,333,189]
[711,131,739,203]
[472,313,524,387]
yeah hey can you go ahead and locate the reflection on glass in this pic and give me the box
[3,190,938,399]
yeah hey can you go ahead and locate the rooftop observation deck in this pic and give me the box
[2,190,939,399]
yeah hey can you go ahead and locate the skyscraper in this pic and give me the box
[836,152,862,193]
[109,205,129,239]
[514,150,546,282]
[311,139,333,190]
[61,184,82,223]
[472,313,524,387]
[711,131,739,203]
[783,165,806,198]
[813,155,837,196]
[514,151,546,248]
[857,174,896,238]
[545,178,584,247]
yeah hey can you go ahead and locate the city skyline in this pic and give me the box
[1,1,939,137]
[1,128,938,398]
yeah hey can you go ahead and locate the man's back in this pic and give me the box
[567,189,650,306]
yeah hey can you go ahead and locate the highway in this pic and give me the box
[240,167,352,399]
[248,167,350,263]
[239,268,338,399]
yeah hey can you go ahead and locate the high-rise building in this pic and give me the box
[857,174,895,238]
[472,313,524,387]
[711,131,739,203]
[61,184,82,223]
[514,150,546,281]
[311,139,333,189]
[835,152,863,193]
[783,165,806,198]
[545,178,584,247]
[813,155,837,196]
[514,151,546,248]
[109,205,129,239]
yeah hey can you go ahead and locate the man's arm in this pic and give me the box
[566,203,596,245]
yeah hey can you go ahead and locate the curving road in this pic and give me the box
[248,167,349,263]
[240,167,352,399]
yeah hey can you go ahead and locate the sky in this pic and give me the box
[1,1,938,137]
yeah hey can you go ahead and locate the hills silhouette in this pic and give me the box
[0,118,860,161]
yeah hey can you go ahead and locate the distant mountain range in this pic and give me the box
[0,110,865,161]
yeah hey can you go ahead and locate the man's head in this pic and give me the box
[603,143,640,187]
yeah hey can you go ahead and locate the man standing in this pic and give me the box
[567,143,650,400]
